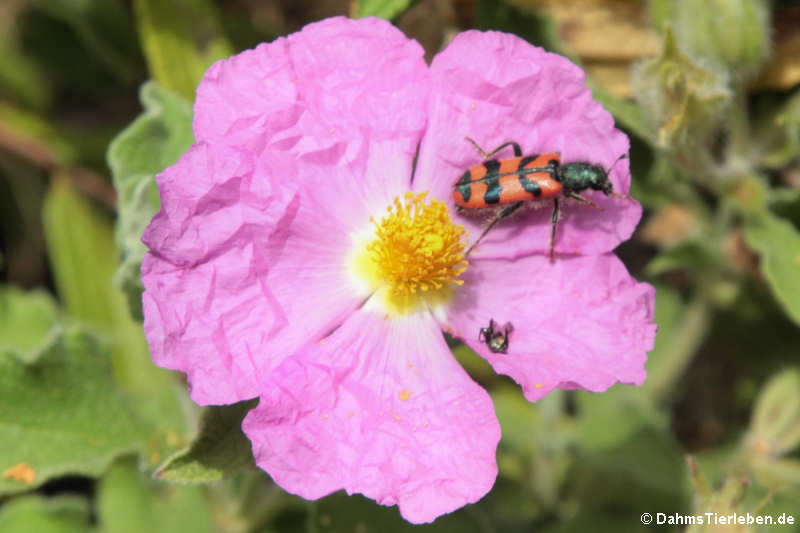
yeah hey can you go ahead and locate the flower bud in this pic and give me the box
[748,369,800,457]
[675,0,771,79]
[633,26,730,149]
[751,457,800,494]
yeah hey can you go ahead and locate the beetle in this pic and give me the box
[453,137,626,260]
[478,319,513,354]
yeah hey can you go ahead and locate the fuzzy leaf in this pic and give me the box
[0,328,147,494]
[97,458,215,533]
[0,287,60,364]
[743,211,800,324]
[42,179,189,466]
[0,496,90,533]
[155,399,258,483]
[107,81,193,321]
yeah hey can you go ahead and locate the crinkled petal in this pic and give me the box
[243,309,501,524]
[194,16,429,176]
[441,254,655,402]
[142,137,415,405]
[142,143,299,404]
[142,143,294,266]
[142,144,297,404]
[414,30,641,258]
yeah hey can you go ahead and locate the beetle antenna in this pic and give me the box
[607,154,629,199]
[607,153,628,175]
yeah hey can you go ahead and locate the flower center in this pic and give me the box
[353,192,468,314]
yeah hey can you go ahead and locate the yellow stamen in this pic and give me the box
[352,192,468,314]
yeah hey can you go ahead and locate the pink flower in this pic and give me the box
[141,17,656,523]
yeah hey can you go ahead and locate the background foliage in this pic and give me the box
[1,0,799,531]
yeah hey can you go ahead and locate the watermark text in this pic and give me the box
[640,512,795,526]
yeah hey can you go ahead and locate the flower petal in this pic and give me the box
[142,137,413,404]
[141,143,300,404]
[194,16,430,174]
[256,152,413,360]
[415,30,641,258]
[142,143,293,266]
[442,254,655,401]
[243,309,501,524]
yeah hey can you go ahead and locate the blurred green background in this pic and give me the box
[1,1,799,532]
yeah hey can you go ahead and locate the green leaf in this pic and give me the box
[0,495,90,533]
[354,0,415,20]
[574,386,666,451]
[743,211,800,324]
[642,284,683,381]
[314,492,485,533]
[133,0,233,100]
[751,457,800,495]
[492,385,539,455]
[0,103,80,167]
[0,328,147,494]
[477,0,564,54]
[30,0,140,83]
[97,457,215,533]
[0,286,61,364]
[42,179,190,465]
[566,428,691,520]
[205,470,302,532]
[644,292,712,404]
[449,341,495,381]
[646,241,717,277]
[0,36,52,110]
[155,399,258,483]
[107,81,193,321]
[43,178,126,326]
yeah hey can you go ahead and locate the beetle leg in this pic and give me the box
[465,137,523,159]
[465,201,523,257]
[550,198,560,262]
[565,191,602,209]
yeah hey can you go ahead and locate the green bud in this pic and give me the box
[754,89,800,170]
[687,476,753,533]
[750,457,800,492]
[727,174,769,214]
[633,25,731,149]
[675,0,771,79]
[748,369,800,457]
